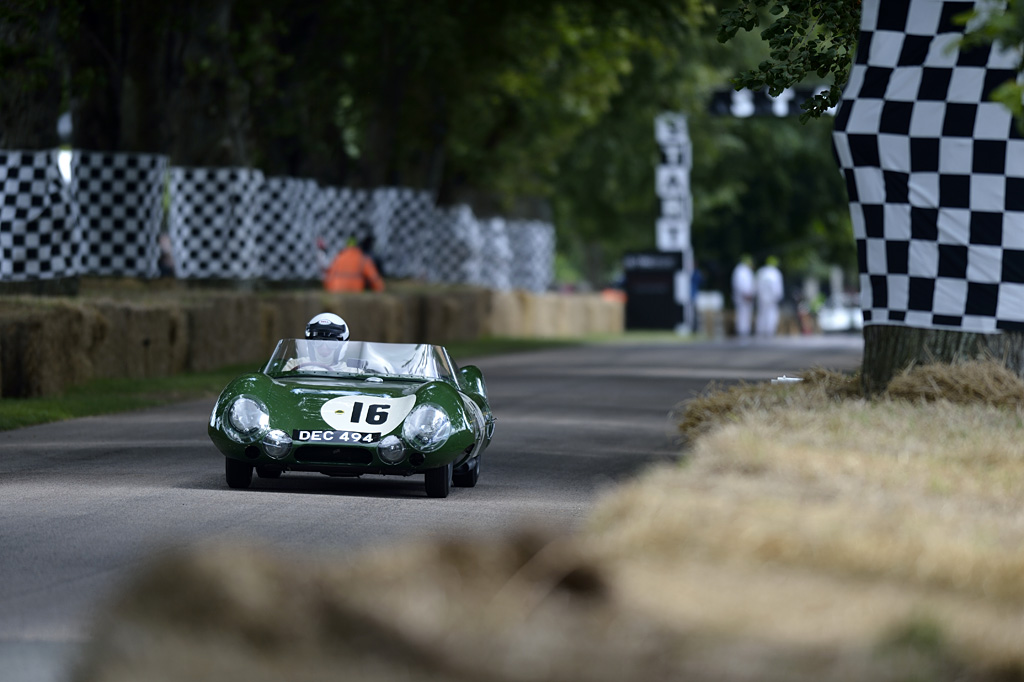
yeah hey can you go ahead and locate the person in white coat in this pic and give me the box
[731,255,756,338]
[756,256,785,337]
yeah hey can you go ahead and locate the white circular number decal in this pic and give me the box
[320,395,416,434]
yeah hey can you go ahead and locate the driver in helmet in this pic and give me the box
[283,313,352,371]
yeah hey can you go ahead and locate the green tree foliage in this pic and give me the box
[717,0,860,121]
[1,0,856,288]
[689,114,854,291]
[552,8,854,288]
[0,0,71,148]
[959,0,1024,128]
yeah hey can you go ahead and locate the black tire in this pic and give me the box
[453,454,481,488]
[424,461,453,498]
[225,458,253,489]
[255,465,282,479]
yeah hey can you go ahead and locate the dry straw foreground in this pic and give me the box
[75,361,1024,682]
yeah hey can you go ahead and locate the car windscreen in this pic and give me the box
[263,339,453,381]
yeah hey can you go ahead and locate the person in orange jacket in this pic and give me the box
[323,237,385,293]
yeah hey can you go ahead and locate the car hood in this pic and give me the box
[213,372,466,438]
[269,373,423,398]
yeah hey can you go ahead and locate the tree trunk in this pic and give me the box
[68,1,121,151]
[163,0,250,167]
[120,4,171,153]
[862,325,1024,395]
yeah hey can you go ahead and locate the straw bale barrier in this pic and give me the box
[0,288,622,399]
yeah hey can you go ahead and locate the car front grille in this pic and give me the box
[294,446,373,465]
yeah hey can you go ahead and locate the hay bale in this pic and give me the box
[90,302,189,380]
[516,291,539,338]
[596,296,625,335]
[529,293,564,339]
[73,532,685,682]
[320,293,394,343]
[481,290,520,338]
[418,289,486,344]
[885,360,1024,407]
[0,301,104,398]
[184,296,267,373]
[260,293,324,350]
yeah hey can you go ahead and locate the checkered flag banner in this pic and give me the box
[317,186,371,259]
[0,149,81,281]
[255,176,319,281]
[71,151,168,278]
[167,166,264,279]
[832,0,1024,333]
[368,187,434,279]
[479,218,513,291]
[508,219,555,292]
[427,205,485,285]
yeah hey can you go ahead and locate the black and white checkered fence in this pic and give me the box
[426,205,485,285]
[368,187,434,280]
[478,218,513,291]
[832,0,1024,333]
[71,151,168,278]
[0,149,81,281]
[254,176,320,281]
[508,220,555,292]
[167,166,264,279]
[317,186,371,259]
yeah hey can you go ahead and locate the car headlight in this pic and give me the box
[225,395,269,444]
[377,435,406,464]
[402,403,452,453]
[261,429,292,459]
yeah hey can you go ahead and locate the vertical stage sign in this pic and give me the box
[654,113,694,333]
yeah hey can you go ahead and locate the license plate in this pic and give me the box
[292,429,380,444]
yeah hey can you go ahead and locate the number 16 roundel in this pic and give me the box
[320,395,416,434]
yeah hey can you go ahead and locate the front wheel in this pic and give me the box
[225,458,253,489]
[424,461,453,498]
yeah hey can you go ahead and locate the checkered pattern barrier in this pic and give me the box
[71,151,168,278]
[832,0,1024,332]
[478,218,514,291]
[367,187,434,280]
[0,147,555,287]
[427,205,485,285]
[255,176,320,281]
[508,219,555,293]
[317,186,370,259]
[167,166,264,279]
[0,149,81,281]
[311,186,556,290]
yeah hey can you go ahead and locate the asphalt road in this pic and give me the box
[0,334,863,682]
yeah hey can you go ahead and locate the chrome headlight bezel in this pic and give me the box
[261,429,292,459]
[377,434,406,464]
[225,395,270,444]
[401,403,452,453]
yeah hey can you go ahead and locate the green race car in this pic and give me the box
[208,338,496,498]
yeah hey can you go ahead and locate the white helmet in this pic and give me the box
[305,312,349,340]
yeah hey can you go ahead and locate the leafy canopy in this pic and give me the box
[717,1,860,121]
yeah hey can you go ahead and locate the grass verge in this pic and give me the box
[0,337,584,432]
[582,359,1024,678]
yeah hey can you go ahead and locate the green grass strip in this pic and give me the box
[0,337,586,432]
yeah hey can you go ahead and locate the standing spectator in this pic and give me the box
[756,256,784,337]
[324,237,385,293]
[360,234,386,279]
[731,255,756,338]
[157,232,175,277]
